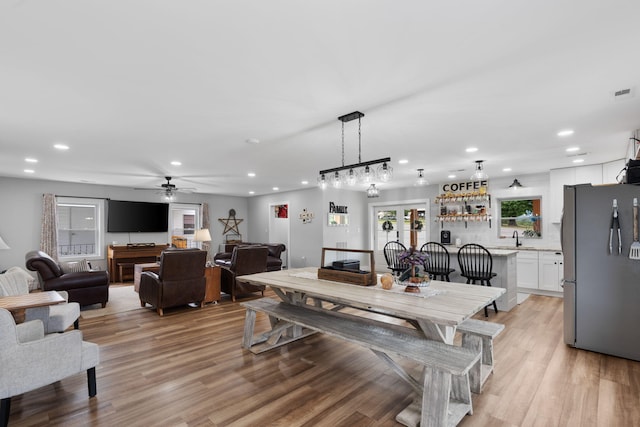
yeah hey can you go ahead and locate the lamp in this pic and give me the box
[366,184,379,198]
[319,111,391,195]
[415,168,428,186]
[470,160,488,180]
[194,228,212,265]
[194,228,212,243]
[509,178,524,189]
[0,235,9,250]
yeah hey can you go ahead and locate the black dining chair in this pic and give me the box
[383,241,409,276]
[457,243,498,317]
[420,242,455,281]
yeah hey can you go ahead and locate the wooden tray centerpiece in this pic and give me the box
[317,247,376,286]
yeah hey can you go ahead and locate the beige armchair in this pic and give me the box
[0,267,80,333]
[0,309,99,426]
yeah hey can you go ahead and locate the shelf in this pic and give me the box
[435,193,490,204]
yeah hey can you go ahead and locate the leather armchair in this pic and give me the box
[214,242,285,271]
[0,309,99,426]
[220,246,269,301]
[25,251,109,307]
[138,249,207,316]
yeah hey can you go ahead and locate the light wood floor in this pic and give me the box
[7,290,640,426]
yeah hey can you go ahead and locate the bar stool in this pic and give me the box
[457,243,498,317]
[383,241,409,276]
[420,242,455,281]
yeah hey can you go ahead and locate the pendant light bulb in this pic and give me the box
[471,160,488,180]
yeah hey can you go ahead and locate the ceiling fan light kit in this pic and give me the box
[318,111,392,195]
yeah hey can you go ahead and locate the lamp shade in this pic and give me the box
[0,235,9,250]
[194,229,212,242]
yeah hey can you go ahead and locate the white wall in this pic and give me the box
[0,172,563,277]
[0,177,247,273]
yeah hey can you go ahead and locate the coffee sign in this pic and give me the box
[441,180,488,193]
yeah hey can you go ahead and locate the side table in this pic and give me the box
[133,262,160,292]
[204,266,221,303]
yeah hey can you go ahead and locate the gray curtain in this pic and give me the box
[202,202,211,263]
[40,194,58,260]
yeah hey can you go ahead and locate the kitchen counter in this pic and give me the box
[445,245,518,312]
[484,245,562,252]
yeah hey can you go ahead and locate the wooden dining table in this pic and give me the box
[239,267,505,344]
[237,267,505,426]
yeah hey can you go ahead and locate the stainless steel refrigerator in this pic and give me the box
[562,183,640,361]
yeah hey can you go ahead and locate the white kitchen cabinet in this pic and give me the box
[538,251,563,292]
[549,165,603,223]
[516,250,539,289]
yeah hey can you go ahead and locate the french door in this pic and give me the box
[372,202,429,271]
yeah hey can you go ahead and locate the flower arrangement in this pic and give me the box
[398,249,430,283]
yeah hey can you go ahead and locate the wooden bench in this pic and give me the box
[241,298,481,427]
[457,318,505,393]
[117,262,135,282]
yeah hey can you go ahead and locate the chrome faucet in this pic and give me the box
[513,230,522,247]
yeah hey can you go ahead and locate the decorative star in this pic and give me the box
[218,209,243,234]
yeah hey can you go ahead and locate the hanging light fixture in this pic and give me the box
[415,168,428,186]
[319,111,391,194]
[366,184,379,198]
[508,178,524,189]
[470,160,488,180]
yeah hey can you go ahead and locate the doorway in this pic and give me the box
[169,204,200,248]
[269,203,290,269]
[371,201,430,272]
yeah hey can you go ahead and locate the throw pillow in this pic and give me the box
[62,259,90,274]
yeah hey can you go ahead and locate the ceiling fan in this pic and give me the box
[135,176,195,200]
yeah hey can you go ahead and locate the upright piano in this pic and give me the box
[107,244,169,282]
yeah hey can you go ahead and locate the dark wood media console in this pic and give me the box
[107,244,169,282]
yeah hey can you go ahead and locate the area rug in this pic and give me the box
[80,285,141,319]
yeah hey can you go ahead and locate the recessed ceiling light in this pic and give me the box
[249,191,255,195]
[25,158,38,163]
[24,169,35,173]
[465,147,478,153]
[245,138,260,144]
[272,187,279,191]
[448,174,456,179]
[54,144,69,150]
[247,172,256,177]
[301,180,309,185]
[557,130,574,137]
[566,146,580,152]
[503,167,512,172]
[572,158,585,163]
[170,161,182,166]
[398,159,409,164]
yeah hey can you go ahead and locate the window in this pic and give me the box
[56,197,104,259]
[499,198,542,238]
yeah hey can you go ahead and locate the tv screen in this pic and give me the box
[107,200,169,233]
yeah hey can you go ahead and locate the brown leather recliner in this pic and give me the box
[138,249,207,316]
[220,246,269,301]
[214,242,285,271]
[25,250,110,307]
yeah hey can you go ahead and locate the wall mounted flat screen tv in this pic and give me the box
[107,200,169,233]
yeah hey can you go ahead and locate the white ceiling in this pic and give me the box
[2,1,640,197]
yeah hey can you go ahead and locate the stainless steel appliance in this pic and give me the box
[562,184,640,361]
